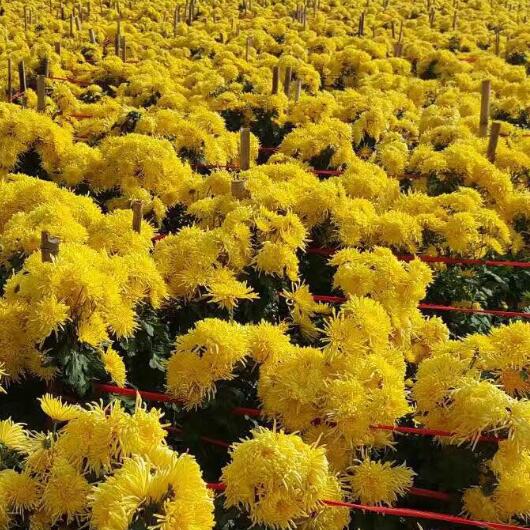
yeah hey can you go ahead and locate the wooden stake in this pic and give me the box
[272,65,280,94]
[245,36,252,61]
[89,28,96,43]
[398,19,404,42]
[115,20,121,56]
[240,128,251,171]
[391,20,395,38]
[231,180,248,200]
[452,8,457,30]
[41,56,50,77]
[173,5,180,35]
[394,42,403,57]
[120,36,127,61]
[41,231,60,262]
[358,11,365,36]
[429,7,435,27]
[7,58,12,102]
[37,75,46,112]
[75,15,82,31]
[495,28,500,56]
[295,79,302,101]
[18,61,27,93]
[479,79,491,137]
[131,201,143,233]
[69,14,75,36]
[284,66,292,96]
[55,41,62,54]
[487,122,501,163]
[87,1,91,18]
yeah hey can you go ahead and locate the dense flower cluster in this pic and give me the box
[0,396,214,530]
[0,0,529,528]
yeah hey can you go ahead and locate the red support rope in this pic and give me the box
[204,483,527,530]
[312,294,530,320]
[93,384,505,444]
[174,429,451,502]
[307,246,530,269]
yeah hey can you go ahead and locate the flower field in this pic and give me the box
[0,0,529,528]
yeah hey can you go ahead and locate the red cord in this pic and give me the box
[371,424,504,444]
[311,294,530,319]
[307,246,530,269]
[320,499,528,530]
[10,91,26,101]
[204,483,526,530]
[167,426,232,448]
[93,384,504,444]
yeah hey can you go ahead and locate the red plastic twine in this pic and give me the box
[311,294,530,320]
[204,483,526,530]
[93,384,504,444]
[319,499,529,530]
[307,246,530,269]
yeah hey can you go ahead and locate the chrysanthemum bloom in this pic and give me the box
[100,348,127,388]
[258,346,329,431]
[297,475,350,530]
[246,321,292,365]
[0,419,30,453]
[348,459,415,506]
[166,318,249,408]
[0,470,40,512]
[222,427,331,529]
[90,452,214,530]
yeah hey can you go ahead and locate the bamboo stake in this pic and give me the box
[479,79,491,137]
[391,20,395,38]
[398,19,404,42]
[41,232,60,262]
[240,128,251,171]
[131,201,143,233]
[487,122,501,163]
[18,61,27,93]
[37,75,46,112]
[75,15,82,31]
[89,28,97,43]
[69,13,75,36]
[284,66,292,96]
[272,65,280,94]
[452,8,457,30]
